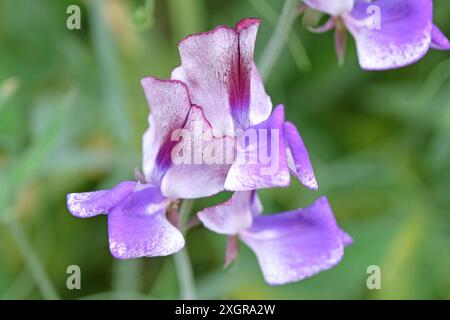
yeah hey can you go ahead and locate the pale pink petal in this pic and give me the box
[160,105,231,199]
[178,25,236,133]
[140,77,192,182]
[235,19,272,127]
[178,18,270,132]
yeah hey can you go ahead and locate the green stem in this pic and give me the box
[258,0,302,81]
[173,199,196,299]
[6,219,59,299]
[112,260,142,299]
[178,199,194,234]
[174,247,196,300]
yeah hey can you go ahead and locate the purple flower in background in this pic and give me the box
[160,18,318,197]
[198,191,352,285]
[304,0,450,69]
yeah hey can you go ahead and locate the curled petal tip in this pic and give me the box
[66,181,136,218]
[305,177,319,191]
[284,122,318,190]
[235,17,260,33]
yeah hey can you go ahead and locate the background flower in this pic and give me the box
[304,0,450,69]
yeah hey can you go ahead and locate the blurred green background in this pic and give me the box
[0,0,449,299]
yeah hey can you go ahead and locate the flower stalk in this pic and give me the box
[173,199,196,300]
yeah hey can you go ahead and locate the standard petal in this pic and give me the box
[141,77,192,182]
[344,0,433,70]
[178,24,237,133]
[304,0,354,16]
[178,18,270,132]
[235,19,272,127]
[67,181,136,218]
[239,197,350,285]
[108,185,184,259]
[430,24,450,50]
[197,191,257,235]
[284,122,318,190]
[225,105,290,191]
[160,105,231,199]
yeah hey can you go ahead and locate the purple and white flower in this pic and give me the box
[66,17,351,277]
[304,0,450,69]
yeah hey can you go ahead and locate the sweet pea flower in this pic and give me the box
[304,0,450,69]
[198,191,352,285]
[66,17,317,260]
[159,18,318,198]
[67,78,216,259]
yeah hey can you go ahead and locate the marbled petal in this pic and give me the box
[178,18,270,132]
[239,197,350,285]
[235,19,272,128]
[108,185,184,259]
[141,77,192,182]
[160,105,231,199]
